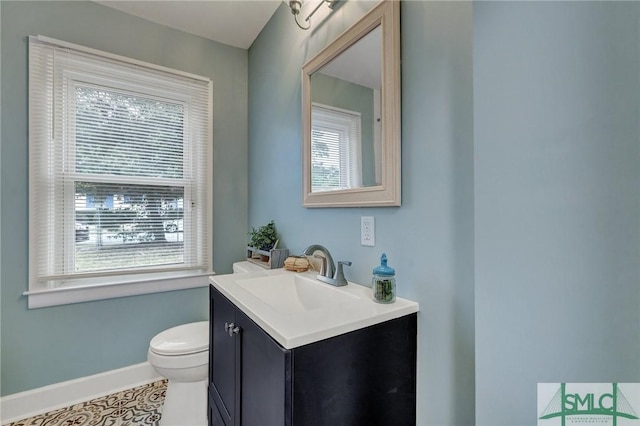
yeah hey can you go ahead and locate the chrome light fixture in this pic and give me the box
[288,0,335,30]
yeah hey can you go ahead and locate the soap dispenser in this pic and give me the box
[372,253,396,303]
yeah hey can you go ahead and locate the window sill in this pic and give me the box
[24,270,215,309]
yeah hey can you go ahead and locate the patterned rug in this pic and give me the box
[5,380,167,426]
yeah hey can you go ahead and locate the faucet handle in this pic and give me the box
[313,253,327,276]
[334,261,352,286]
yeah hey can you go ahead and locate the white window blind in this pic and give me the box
[311,104,362,192]
[29,36,212,296]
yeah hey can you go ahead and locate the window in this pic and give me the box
[28,36,212,308]
[311,104,362,192]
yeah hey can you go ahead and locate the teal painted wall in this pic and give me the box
[248,2,475,425]
[474,2,640,424]
[249,1,639,424]
[0,1,248,395]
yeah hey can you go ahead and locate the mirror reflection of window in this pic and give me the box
[309,25,381,191]
[311,103,362,192]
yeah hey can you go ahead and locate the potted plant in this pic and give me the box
[248,220,278,261]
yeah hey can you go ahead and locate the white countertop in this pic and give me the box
[209,264,419,349]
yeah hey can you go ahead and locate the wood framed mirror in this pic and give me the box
[302,0,400,207]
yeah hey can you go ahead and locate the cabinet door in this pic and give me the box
[210,286,241,426]
[208,392,225,426]
[236,310,291,426]
[292,314,417,425]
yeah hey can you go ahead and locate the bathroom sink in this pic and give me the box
[210,268,419,349]
[235,273,359,313]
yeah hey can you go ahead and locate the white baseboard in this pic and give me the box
[0,362,162,424]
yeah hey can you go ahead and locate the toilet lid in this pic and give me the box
[150,321,209,356]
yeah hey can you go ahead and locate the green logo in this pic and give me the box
[539,383,639,426]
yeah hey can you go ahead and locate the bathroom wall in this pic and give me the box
[250,0,640,424]
[474,2,640,424]
[0,1,248,395]
[248,2,475,425]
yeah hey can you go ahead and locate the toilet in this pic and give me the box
[147,262,264,425]
[147,321,209,426]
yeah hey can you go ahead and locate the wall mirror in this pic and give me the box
[302,0,400,207]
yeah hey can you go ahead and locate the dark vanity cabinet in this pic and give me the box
[208,285,417,426]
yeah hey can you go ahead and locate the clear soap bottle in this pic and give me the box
[372,253,396,304]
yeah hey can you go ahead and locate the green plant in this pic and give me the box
[248,220,278,251]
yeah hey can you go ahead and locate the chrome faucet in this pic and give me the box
[302,244,351,287]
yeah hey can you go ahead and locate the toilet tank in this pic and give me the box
[232,261,267,274]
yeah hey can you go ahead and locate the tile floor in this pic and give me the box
[5,380,167,426]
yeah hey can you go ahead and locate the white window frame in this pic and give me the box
[311,103,362,192]
[26,36,213,308]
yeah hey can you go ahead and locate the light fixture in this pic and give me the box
[288,0,335,30]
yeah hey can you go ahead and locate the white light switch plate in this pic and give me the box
[361,216,375,246]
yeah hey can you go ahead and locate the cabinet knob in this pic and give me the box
[224,322,240,336]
